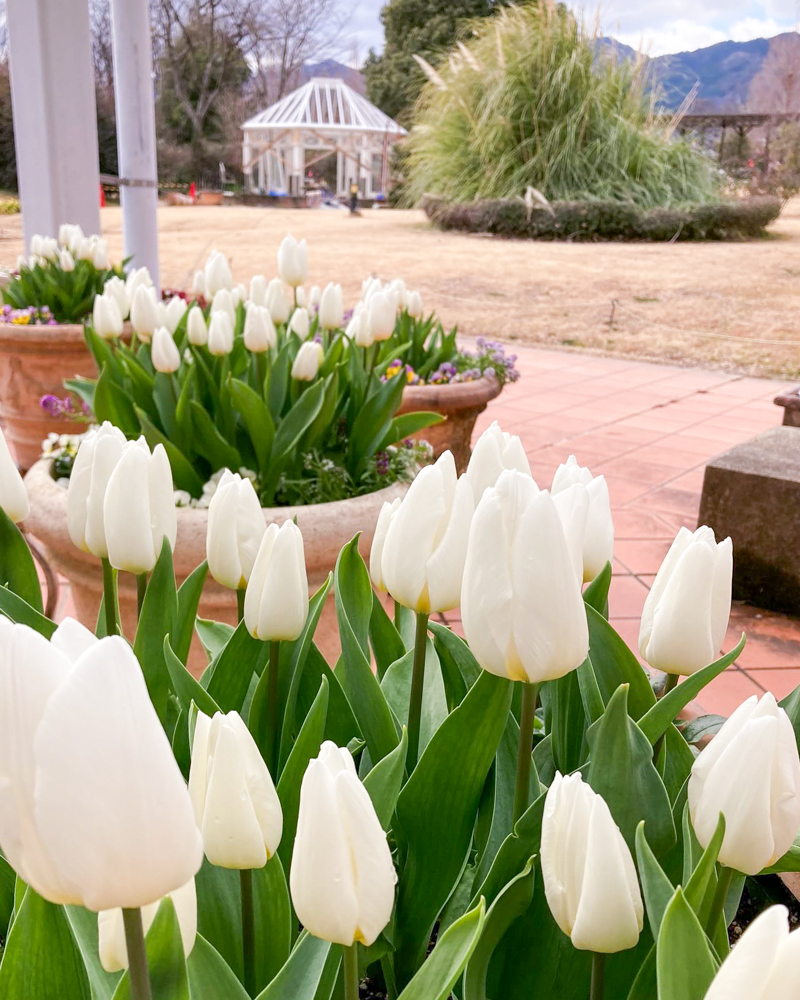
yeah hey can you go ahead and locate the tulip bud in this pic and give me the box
[289,306,310,341]
[191,270,206,298]
[244,303,277,353]
[308,285,322,310]
[211,287,236,328]
[232,282,247,306]
[249,274,267,306]
[551,482,590,587]
[103,439,177,574]
[462,470,589,683]
[164,296,188,334]
[104,275,129,320]
[39,236,59,260]
[59,249,75,272]
[551,455,614,582]
[266,278,292,324]
[130,285,159,343]
[58,223,79,248]
[703,904,800,1000]
[92,241,109,269]
[0,622,203,910]
[295,286,307,308]
[204,250,233,297]
[291,341,323,381]
[76,236,95,261]
[349,307,373,348]
[689,693,800,875]
[542,772,643,953]
[369,497,402,591]
[207,311,234,356]
[92,293,123,341]
[407,290,424,318]
[206,471,266,589]
[15,254,27,271]
[189,709,282,868]
[368,290,396,342]
[67,422,127,558]
[244,520,309,641]
[98,878,197,972]
[380,450,474,613]
[639,525,732,676]
[125,266,153,304]
[186,306,208,346]
[466,420,532,501]
[277,234,308,287]
[151,326,181,374]
[289,742,396,946]
[318,283,344,330]
[0,425,29,522]
[388,277,408,309]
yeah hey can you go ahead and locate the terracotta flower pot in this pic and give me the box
[24,458,408,674]
[399,376,503,472]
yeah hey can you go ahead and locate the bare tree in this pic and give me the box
[89,0,115,88]
[748,34,800,113]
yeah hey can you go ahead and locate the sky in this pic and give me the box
[344,0,799,61]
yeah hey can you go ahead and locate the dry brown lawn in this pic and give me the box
[1,198,799,377]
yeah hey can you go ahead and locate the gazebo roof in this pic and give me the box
[242,77,407,136]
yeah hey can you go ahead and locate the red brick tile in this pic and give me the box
[614,538,672,575]
[608,574,650,618]
[613,508,676,540]
[742,669,800,700]
[699,669,765,716]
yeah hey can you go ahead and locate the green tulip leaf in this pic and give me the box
[369,590,406,681]
[65,905,122,1000]
[227,376,275,477]
[583,561,612,616]
[635,821,676,939]
[762,834,800,873]
[626,947,657,1000]
[363,726,408,830]
[546,665,588,775]
[111,898,189,1000]
[255,931,334,1000]
[189,399,242,473]
[377,410,444,451]
[656,888,718,1000]
[173,561,209,665]
[187,934,250,999]
[576,655,605,726]
[428,620,481,696]
[0,510,43,613]
[587,606,656,718]
[164,636,221,719]
[134,537,178,723]
[295,643,361,750]
[0,583,56,637]
[135,407,205,498]
[463,860,536,1000]
[397,899,486,1000]
[381,638,448,758]
[334,536,400,767]
[203,619,269,715]
[0,887,91,1000]
[195,618,235,660]
[637,634,746,746]
[471,792,546,910]
[94,363,141,437]
[0,856,15,941]
[779,682,800,750]
[393,671,512,985]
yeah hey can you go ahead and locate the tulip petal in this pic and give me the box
[638,527,694,659]
[50,617,99,663]
[704,904,787,1000]
[206,480,244,588]
[188,709,212,823]
[583,476,614,582]
[425,474,474,612]
[762,912,800,998]
[0,428,29,523]
[551,483,589,587]
[227,711,283,857]
[710,537,733,654]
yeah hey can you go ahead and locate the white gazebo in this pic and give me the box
[242,77,407,200]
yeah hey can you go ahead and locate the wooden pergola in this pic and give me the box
[677,111,800,164]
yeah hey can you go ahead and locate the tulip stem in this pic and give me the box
[240,868,256,997]
[268,640,281,775]
[393,599,402,631]
[707,864,734,937]
[101,558,119,636]
[661,672,679,698]
[513,683,538,825]
[122,908,153,1000]
[136,573,148,618]
[407,611,430,770]
[344,943,360,1000]
[237,588,246,623]
[590,952,606,1000]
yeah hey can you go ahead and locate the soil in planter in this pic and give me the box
[730,875,800,945]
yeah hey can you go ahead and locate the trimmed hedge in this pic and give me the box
[422,195,783,242]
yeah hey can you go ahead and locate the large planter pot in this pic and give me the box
[399,376,503,472]
[0,323,94,472]
[24,458,408,674]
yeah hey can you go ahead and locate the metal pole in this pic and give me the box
[109,0,160,289]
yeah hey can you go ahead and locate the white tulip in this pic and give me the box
[291,341,323,381]
[186,306,208,346]
[232,282,247,306]
[639,525,732,676]
[130,285,159,343]
[92,241,109,270]
[308,285,322,310]
[244,521,309,641]
[277,235,307,287]
[211,287,236,328]
[703,904,800,1000]
[76,237,95,261]
[551,482,590,587]
[295,286,307,308]
[689,693,800,875]
[0,622,203,910]
[207,311,234,357]
[92,293,123,340]
[318,283,344,330]
[59,224,83,253]
[49,616,99,662]
[67,422,127,559]
[0,426,28,522]
[369,497,402,591]
[30,234,43,256]
[380,450,474,613]
[206,470,266,589]
[461,470,589,683]
[290,742,396,947]
[244,304,277,353]
[348,306,373,348]
[552,455,614,582]
[59,249,75,272]
[189,709,282,868]
[103,439,177,575]
[249,274,267,307]
[388,277,408,309]
[125,266,153,301]
[466,420,532,501]
[367,290,397,341]
[289,306,310,341]
[15,254,26,271]
[151,327,181,374]
[265,278,292,325]
[542,772,643,953]
[104,275,130,320]
[204,250,233,297]
[39,236,59,260]
[407,290,424,318]
[98,878,197,972]
[191,270,206,298]
[164,296,188,334]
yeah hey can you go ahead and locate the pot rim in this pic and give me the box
[399,374,503,413]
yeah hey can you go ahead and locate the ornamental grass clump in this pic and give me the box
[405,3,720,208]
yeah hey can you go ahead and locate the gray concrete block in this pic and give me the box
[698,426,800,614]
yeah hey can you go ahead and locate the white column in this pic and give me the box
[110,0,160,287]
[359,143,371,197]
[6,0,100,248]
[291,130,304,195]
